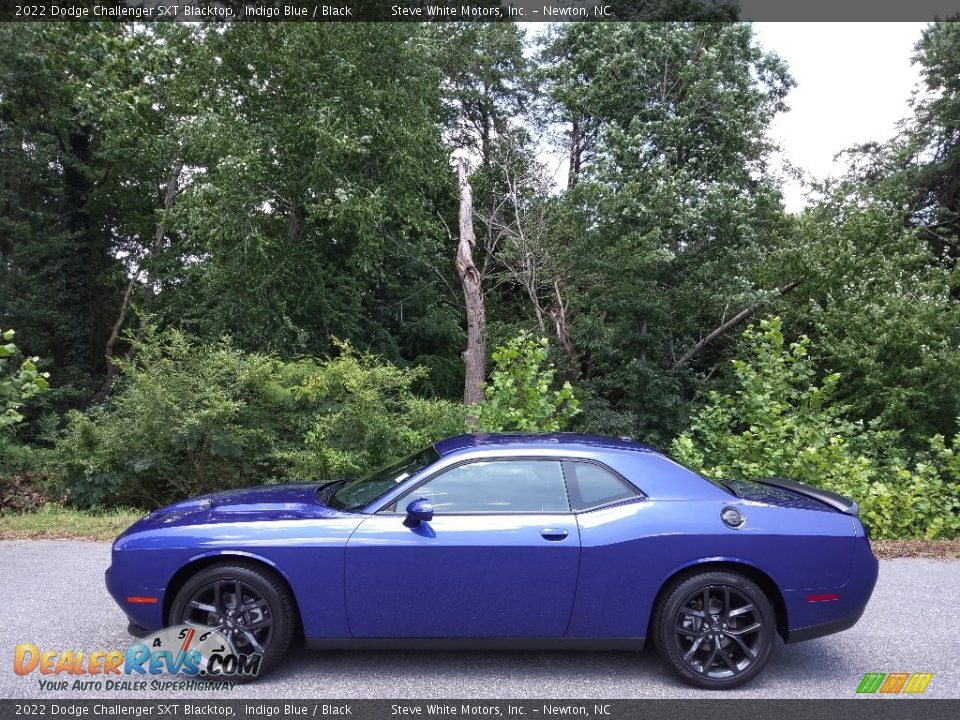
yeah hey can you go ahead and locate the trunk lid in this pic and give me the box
[720,477,859,515]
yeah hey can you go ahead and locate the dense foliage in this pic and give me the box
[0,329,49,471]
[539,23,794,445]
[2,21,959,537]
[43,328,464,508]
[290,341,465,482]
[478,334,579,432]
[672,319,960,539]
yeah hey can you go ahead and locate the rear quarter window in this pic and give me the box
[564,461,638,511]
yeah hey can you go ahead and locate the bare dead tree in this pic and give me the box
[479,145,578,367]
[455,157,487,409]
[546,280,576,363]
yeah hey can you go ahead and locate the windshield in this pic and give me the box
[325,446,441,512]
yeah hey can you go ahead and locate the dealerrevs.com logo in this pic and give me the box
[13,625,260,692]
[856,673,934,694]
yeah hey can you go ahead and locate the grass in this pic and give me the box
[0,504,143,541]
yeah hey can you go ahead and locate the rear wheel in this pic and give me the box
[653,570,776,689]
[170,562,297,679]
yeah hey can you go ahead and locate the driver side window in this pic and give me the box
[406,459,569,514]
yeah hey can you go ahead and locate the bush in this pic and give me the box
[478,333,579,432]
[1,329,49,473]
[287,339,465,481]
[43,328,464,508]
[43,326,305,508]
[672,317,960,539]
[858,433,960,539]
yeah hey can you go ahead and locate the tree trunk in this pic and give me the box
[547,280,577,367]
[455,157,486,409]
[60,124,101,374]
[286,198,305,245]
[141,161,183,312]
[567,119,581,189]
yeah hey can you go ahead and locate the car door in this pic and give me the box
[343,458,581,638]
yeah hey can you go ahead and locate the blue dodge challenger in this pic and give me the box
[106,433,878,689]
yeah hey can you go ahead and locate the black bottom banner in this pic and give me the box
[1,700,958,720]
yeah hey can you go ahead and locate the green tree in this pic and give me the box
[672,318,881,484]
[767,186,960,447]
[478,333,579,432]
[0,24,200,408]
[157,24,459,377]
[436,22,533,163]
[540,23,795,444]
[908,21,960,252]
[759,20,960,447]
[2,23,470,417]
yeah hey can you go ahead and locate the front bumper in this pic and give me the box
[127,621,150,638]
[105,562,166,633]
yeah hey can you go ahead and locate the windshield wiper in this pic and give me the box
[315,479,348,505]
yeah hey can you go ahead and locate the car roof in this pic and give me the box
[433,432,661,456]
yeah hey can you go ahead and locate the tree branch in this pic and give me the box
[91,160,183,404]
[673,279,802,369]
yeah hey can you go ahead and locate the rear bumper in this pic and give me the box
[784,609,864,643]
[783,530,878,642]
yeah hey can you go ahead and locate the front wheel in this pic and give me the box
[170,562,297,679]
[653,571,776,689]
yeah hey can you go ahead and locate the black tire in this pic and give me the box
[170,562,297,680]
[653,570,776,689]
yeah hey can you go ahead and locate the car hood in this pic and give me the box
[125,483,344,534]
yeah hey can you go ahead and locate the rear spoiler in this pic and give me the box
[756,477,860,517]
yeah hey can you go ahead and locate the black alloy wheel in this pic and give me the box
[170,562,297,678]
[654,571,776,689]
[180,577,274,654]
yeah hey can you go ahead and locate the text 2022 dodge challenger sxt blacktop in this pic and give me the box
[106,433,878,689]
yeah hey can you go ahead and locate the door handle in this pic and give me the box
[540,528,569,541]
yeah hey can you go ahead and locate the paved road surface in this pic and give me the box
[1,540,957,699]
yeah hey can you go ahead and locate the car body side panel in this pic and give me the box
[344,514,581,637]
[107,517,364,637]
[566,499,859,638]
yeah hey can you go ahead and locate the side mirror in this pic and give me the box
[403,497,433,528]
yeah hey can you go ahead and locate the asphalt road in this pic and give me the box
[1,540,958,700]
